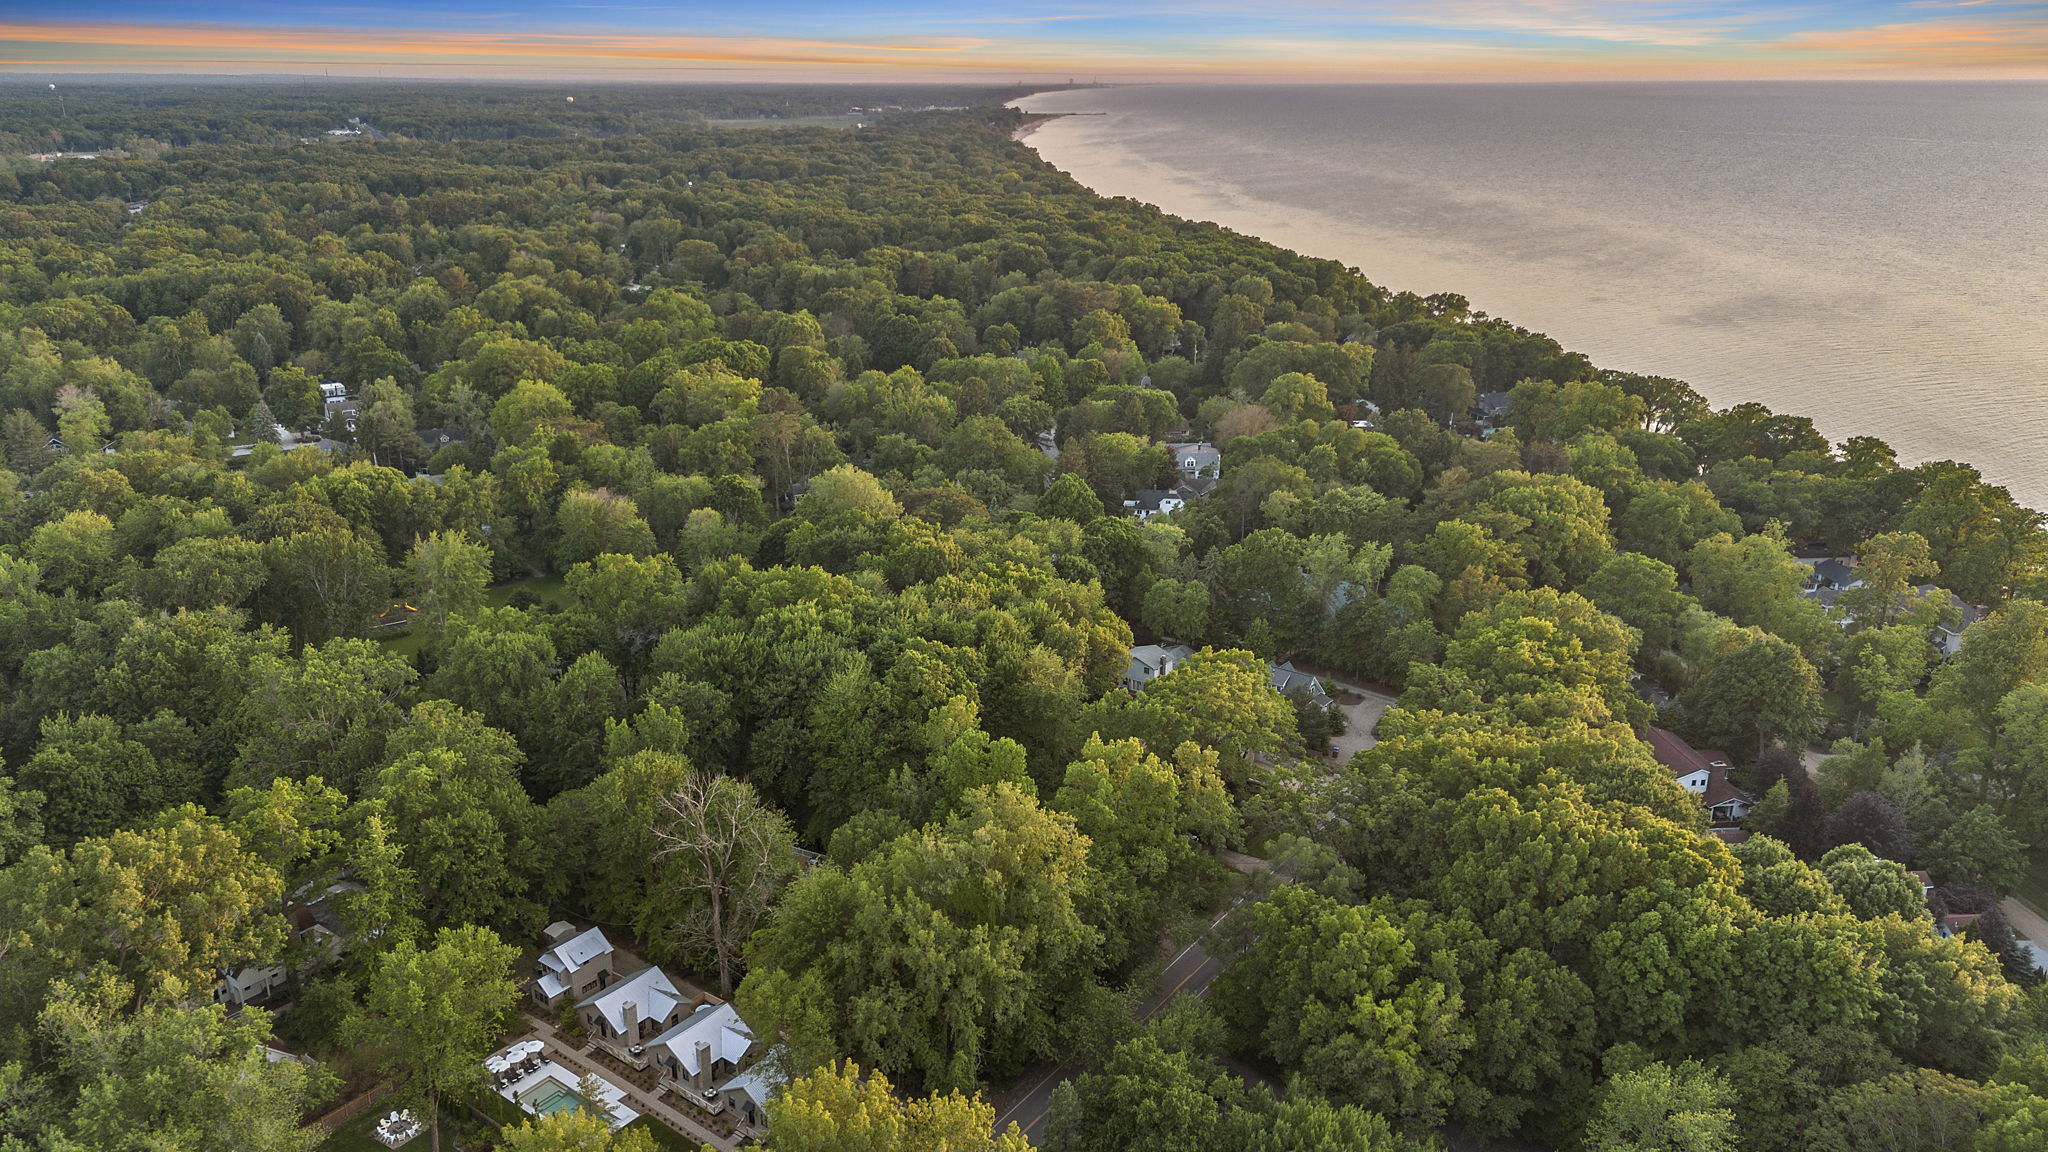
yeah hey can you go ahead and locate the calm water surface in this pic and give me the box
[1014,83,2048,508]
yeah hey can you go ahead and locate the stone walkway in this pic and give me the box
[523,1015,742,1152]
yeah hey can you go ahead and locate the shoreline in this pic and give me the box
[1002,86,2048,511]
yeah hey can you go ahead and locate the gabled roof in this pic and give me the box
[723,1056,787,1109]
[1913,585,1986,633]
[579,966,680,1035]
[1129,643,1193,681]
[1644,728,1748,813]
[1268,661,1332,707]
[649,1002,753,1075]
[1132,489,1181,513]
[540,927,612,977]
[1813,559,1857,588]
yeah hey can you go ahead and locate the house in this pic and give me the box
[1811,558,1861,591]
[1167,442,1221,480]
[1644,727,1752,824]
[215,962,289,1008]
[1938,912,1983,938]
[534,923,617,1008]
[1268,661,1334,711]
[579,967,690,1068]
[1175,475,1217,500]
[125,200,149,215]
[1915,585,1986,657]
[1908,870,1935,899]
[719,1056,786,1140]
[1126,643,1193,692]
[1127,489,1184,521]
[648,1002,753,1097]
[1471,391,1513,424]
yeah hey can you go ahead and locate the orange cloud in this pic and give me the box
[4,16,2045,80]
[1770,17,2048,64]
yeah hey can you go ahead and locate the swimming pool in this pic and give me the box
[517,1079,581,1117]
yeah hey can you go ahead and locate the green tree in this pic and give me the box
[1581,1059,1736,1152]
[1038,472,1104,522]
[33,975,334,1152]
[767,1061,1030,1152]
[0,807,287,1023]
[1924,807,2027,895]
[1213,885,1471,1127]
[744,783,1107,1091]
[344,925,520,1152]
[367,703,542,930]
[405,530,493,651]
[798,464,902,520]
[555,487,657,567]
[1678,628,1823,759]
[498,1108,659,1152]
[1819,844,1926,921]
[1577,552,1691,652]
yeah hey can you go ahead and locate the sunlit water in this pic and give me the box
[1014,83,2048,509]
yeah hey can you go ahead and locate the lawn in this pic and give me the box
[374,575,568,658]
[485,575,568,609]
[316,1110,390,1152]
[623,1117,708,1151]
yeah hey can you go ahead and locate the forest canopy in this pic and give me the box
[3,81,2048,1152]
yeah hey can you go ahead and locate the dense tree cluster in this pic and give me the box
[2,82,2048,1152]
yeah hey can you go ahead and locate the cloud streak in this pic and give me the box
[6,1,2046,80]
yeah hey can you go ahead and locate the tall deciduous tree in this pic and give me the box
[652,768,800,998]
[344,926,519,1152]
[767,1061,1030,1152]
[1678,628,1822,759]
[34,974,335,1152]
[1581,1059,1737,1152]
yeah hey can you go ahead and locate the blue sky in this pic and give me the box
[9,0,2047,79]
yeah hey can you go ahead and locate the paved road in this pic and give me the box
[991,893,1250,1144]
[2001,897,2048,974]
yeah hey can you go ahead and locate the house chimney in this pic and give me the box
[621,1001,639,1041]
[694,1040,713,1089]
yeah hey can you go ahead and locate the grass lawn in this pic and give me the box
[623,1117,707,1151]
[485,575,568,609]
[319,1108,410,1152]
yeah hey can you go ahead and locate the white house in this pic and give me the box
[535,923,617,1008]
[1125,643,1193,692]
[579,967,690,1067]
[1645,727,1752,824]
[1126,489,1185,521]
[215,962,289,1008]
[1167,442,1221,480]
[1915,585,1987,657]
[648,1001,754,1097]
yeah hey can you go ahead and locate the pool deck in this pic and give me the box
[494,1054,639,1129]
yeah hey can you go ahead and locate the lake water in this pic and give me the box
[1013,83,2048,509]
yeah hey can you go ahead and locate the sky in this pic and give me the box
[6,0,2047,81]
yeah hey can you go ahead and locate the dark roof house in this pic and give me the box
[1645,727,1752,824]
